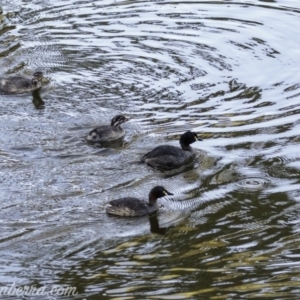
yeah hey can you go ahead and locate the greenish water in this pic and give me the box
[1,0,300,299]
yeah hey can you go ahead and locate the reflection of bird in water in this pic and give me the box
[0,71,44,94]
[141,131,201,170]
[32,89,45,109]
[148,213,174,235]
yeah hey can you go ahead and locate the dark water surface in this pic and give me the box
[1,0,300,299]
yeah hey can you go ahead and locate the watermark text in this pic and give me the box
[0,282,78,297]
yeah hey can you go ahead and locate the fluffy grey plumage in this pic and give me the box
[106,186,173,217]
[0,72,43,94]
[86,114,128,143]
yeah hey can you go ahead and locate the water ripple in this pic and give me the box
[1,0,300,299]
[235,177,271,192]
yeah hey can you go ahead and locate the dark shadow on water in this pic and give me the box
[32,89,45,109]
[105,210,174,235]
[148,213,174,235]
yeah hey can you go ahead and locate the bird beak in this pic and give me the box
[164,190,173,196]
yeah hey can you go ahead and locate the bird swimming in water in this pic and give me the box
[0,71,43,94]
[141,131,201,170]
[86,114,129,143]
[106,186,173,217]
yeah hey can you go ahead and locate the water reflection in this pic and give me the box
[1,0,300,299]
[32,89,45,109]
[148,213,174,235]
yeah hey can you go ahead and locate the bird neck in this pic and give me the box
[148,194,157,206]
[180,142,192,151]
